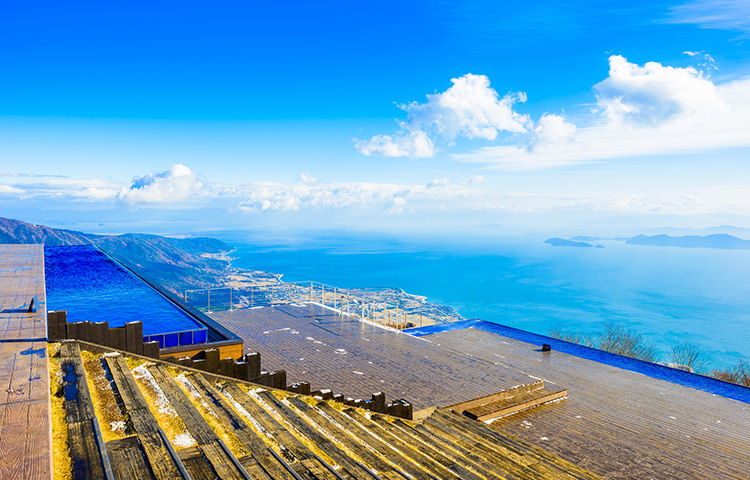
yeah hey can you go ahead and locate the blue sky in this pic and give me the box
[2,0,750,236]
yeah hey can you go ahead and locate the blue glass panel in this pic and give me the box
[164,333,179,348]
[179,331,193,346]
[194,329,207,344]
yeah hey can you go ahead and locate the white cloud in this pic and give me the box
[668,0,750,35]
[530,113,576,147]
[456,55,750,169]
[594,55,723,126]
[355,73,530,158]
[0,185,24,194]
[299,172,319,186]
[355,130,435,158]
[238,181,412,213]
[117,164,202,205]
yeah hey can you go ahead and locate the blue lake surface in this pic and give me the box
[226,232,750,370]
[45,245,207,346]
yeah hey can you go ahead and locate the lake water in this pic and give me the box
[223,232,750,370]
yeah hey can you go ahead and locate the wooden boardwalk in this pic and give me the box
[0,244,52,480]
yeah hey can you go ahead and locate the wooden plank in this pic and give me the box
[60,342,106,480]
[465,388,567,421]
[256,390,377,480]
[445,380,545,411]
[429,409,602,480]
[366,414,484,480]
[187,373,294,480]
[286,397,400,480]
[104,355,187,480]
[345,408,465,480]
[389,418,511,480]
[222,383,337,480]
[105,436,156,480]
[146,364,245,480]
[177,446,219,479]
[315,402,433,480]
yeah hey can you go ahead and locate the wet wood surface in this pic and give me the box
[430,327,750,480]
[0,244,51,480]
[211,304,532,408]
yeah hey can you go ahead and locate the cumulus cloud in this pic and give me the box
[594,54,723,126]
[355,73,530,158]
[530,113,576,148]
[117,164,202,205]
[456,55,750,169]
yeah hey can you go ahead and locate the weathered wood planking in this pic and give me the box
[0,244,51,480]
[105,436,156,480]
[104,355,188,480]
[187,373,295,480]
[314,402,433,480]
[430,408,602,480]
[145,364,247,480]
[209,305,532,408]
[256,390,377,480]
[365,413,483,480]
[60,342,107,479]
[429,327,750,480]
[221,383,338,480]
[286,397,402,480]
[388,417,512,480]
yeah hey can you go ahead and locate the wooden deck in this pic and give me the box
[211,304,750,479]
[429,327,750,480]
[50,342,599,479]
[0,244,52,480]
[211,304,534,407]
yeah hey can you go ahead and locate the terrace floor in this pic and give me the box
[210,304,535,408]
[0,244,51,480]
[212,304,750,479]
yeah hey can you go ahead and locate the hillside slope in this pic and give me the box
[0,217,233,293]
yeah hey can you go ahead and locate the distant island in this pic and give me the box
[545,237,604,248]
[626,234,750,250]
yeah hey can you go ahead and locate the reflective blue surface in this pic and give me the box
[406,320,750,404]
[45,245,207,345]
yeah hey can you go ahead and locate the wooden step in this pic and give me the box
[105,436,155,480]
[60,342,109,480]
[446,380,567,422]
[345,409,465,480]
[286,397,401,480]
[314,402,433,480]
[104,354,190,480]
[146,364,248,480]
[221,383,338,480]
[187,373,296,480]
[257,390,378,480]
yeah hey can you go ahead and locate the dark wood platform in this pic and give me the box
[211,304,750,479]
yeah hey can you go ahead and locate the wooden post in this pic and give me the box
[125,321,144,355]
[244,352,260,381]
[204,348,220,373]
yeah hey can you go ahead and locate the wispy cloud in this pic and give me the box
[355,73,530,158]
[456,55,750,169]
[117,164,202,205]
[667,0,750,36]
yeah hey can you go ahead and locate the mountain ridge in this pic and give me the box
[0,217,233,293]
